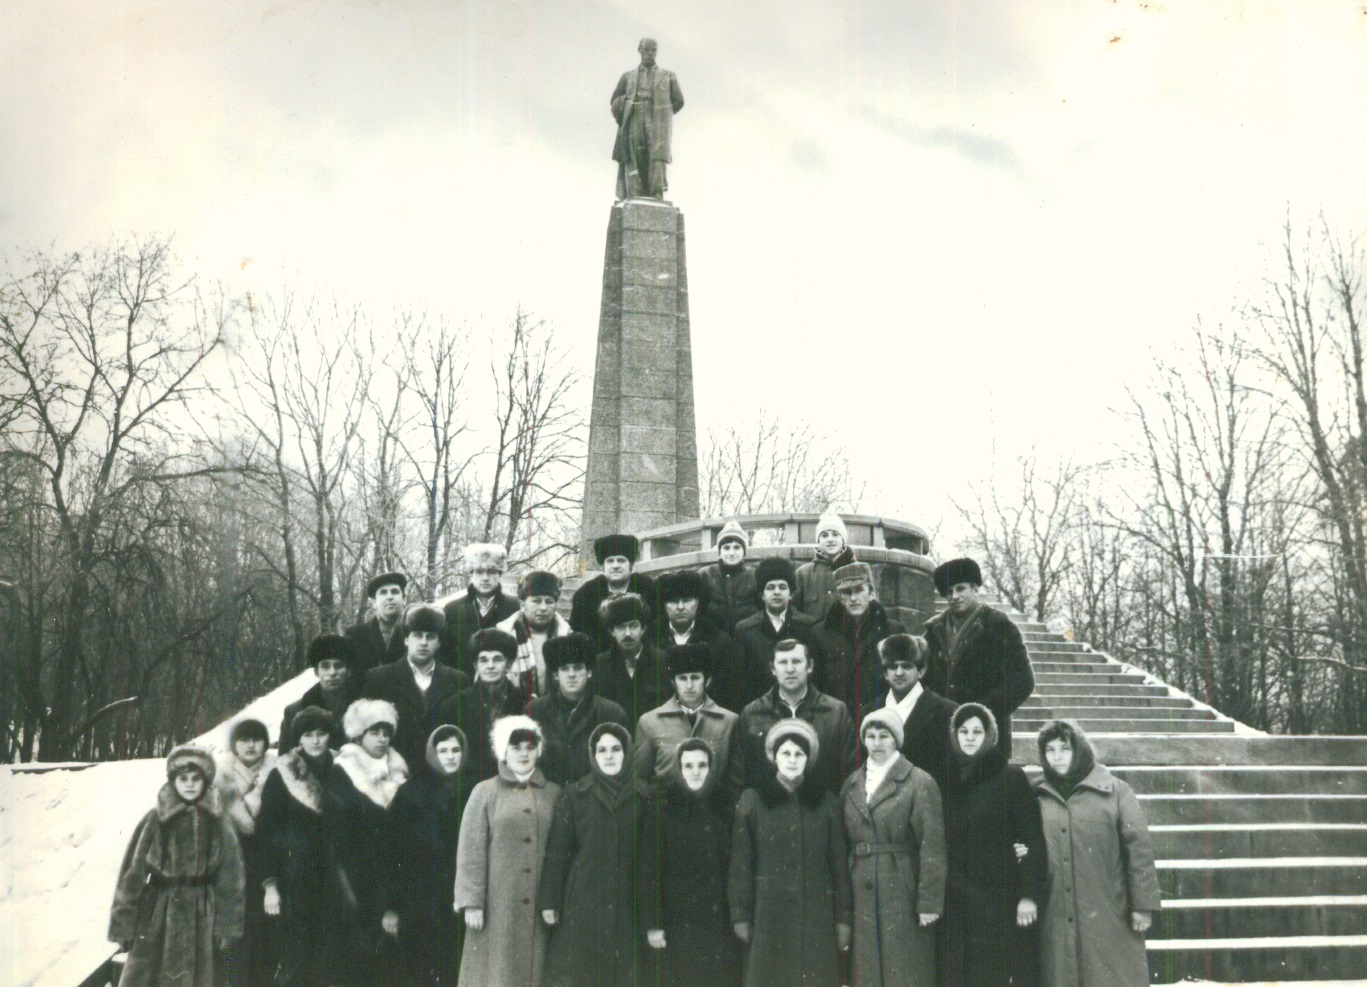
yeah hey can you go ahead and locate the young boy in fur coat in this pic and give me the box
[109,744,246,987]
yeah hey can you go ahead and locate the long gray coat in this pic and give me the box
[1035,765,1161,987]
[841,757,947,987]
[453,767,560,987]
[610,67,683,162]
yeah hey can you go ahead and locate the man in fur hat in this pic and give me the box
[527,632,630,785]
[725,556,824,714]
[634,642,746,805]
[440,543,520,676]
[344,571,410,679]
[701,520,758,634]
[497,569,572,700]
[436,628,525,782]
[281,634,360,751]
[362,604,470,774]
[569,533,660,654]
[652,568,735,672]
[813,561,906,717]
[591,591,671,724]
[923,557,1035,752]
[858,634,958,796]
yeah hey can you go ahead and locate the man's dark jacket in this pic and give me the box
[440,588,520,676]
[361,659,470,775]
[279,680,357,752]
[812,599,905,719]
[435,681,525,783]
[737,685,856,797]
[568,572,660,655]
[343,616,408,681]
[923,604,1035,751]
[724,608,823,716]
[525,690,631,786]
[858,687,959,796]
[591,643,671,726]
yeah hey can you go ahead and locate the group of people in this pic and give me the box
[110,514,1162,987]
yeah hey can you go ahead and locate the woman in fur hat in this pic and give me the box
[391,724,472,987]
[539,721,654,987]
[728,718,852,987]
[1034,720,1160,987]
[327,698,409,986]
[942,703,1046,987]
[217,718,276,987]
[260,706,346,987]
[640,737,740,987]
[454,715,561,987]
[108,744,246,987]
[841,707,946,987]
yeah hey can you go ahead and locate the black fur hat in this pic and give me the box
[600,592,651,630]
[666,643,712,678]
[518,570,562,600]
[878,633,929,671]
[307,633,356,669]
[754,557,798,598]
[594,534,640,565]
[468,628,518,662]
[543,632,597,673]
[933,557,983,597]
[404,603,447,637]
[658,569,705,603]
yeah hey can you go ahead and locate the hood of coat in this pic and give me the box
[156,781,224,821]
[949,702,1006,786]
[334,742,409,809]
[277,749,331,814]
[1036,719,1098,796]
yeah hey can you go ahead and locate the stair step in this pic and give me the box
[1015,718,1235,733]
[1022,695,1193,709]
[1113,766,1367,796]
[1034,672,1150,685]
[1023,637,1086,651]
[1032,682,1172,696]
[1023,705,1212,720]
[1159,858,1367,897]
[1152,896,1367,939]
[1025,650,1113,662]
[1031,661,1119,674]
[1140,794,1367,825]
[1151,824,1367,859]
[1147,933,1367,982]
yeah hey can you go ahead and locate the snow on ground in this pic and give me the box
[0,670,315,987]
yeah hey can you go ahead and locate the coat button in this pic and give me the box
[524,837,532,844]
[523,898,530,904]
[524,808,532,814]
[524,867,532,874]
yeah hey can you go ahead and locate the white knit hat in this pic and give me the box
[816,511,848,542]
[343,699,400,740]
[716,520,749,552]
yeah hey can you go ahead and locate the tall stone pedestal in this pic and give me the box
[581,199,699,561]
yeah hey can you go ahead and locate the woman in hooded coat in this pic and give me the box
[454,714,561,987]
[259,706,347,987]
[109,744,246,987]
[943,702,1046,987]
[327,699,409,986]
[841,706,946,987]
[538,721,654,987]
[391,724,472,987]
[1034,720,1161,987]
[728,718,852,987]
[639,737,740,987]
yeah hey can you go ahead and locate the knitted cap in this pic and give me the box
[343,699,400,741]
[716,520,749,552]
[860,706,905,749]
[764,717,821,765]
[543,632,597,673]
[518,570,562,600]
[815,512,848,542]
[594,533,640,565]
[464,543,508,571]
[933,558,984,597]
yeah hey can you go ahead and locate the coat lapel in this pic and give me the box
[867,758,912,811]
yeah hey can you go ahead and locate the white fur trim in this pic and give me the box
[343,699,400,740]
[490,714,543,763]
[333,743,409,809]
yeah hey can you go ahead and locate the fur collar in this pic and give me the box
[277,749,331,814]
[155,782,224,821]
[757,767,825,809]
[334,743,409,809]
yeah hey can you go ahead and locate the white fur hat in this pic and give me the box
[464,543,508,570]
[491,714,543,763]
[816,511,848,541]
[343,699,400,741]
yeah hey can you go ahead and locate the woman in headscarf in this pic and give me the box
[841,706,946,987]
[538,721,654,987]
[943,702,1046,987]
[328,699,409,986]
[391,724,471,987]
[259,705,347,987]
[1034,720,1160,987]
[640,736,740,987]
[454,714,560,987]
[728,718,852,987]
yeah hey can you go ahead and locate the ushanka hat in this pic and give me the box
[469,627,518,662]
[403,603,447,637]
[600,592,651,629]
[307,633,356,669]
[518,569,562,599]
[833,561,874,588]
[343,699,400,741]
[716,520,749,552]
[166,744,216,783]
[463,543,508,570]
[860,706,906,749]
[658,568,705,603]
[666,643,712,678]
[933,557,984,597]
[543,632,597,673]
[764,717,820,764]
[878,633,928,670]
[594,533,640,565]
[754,556,797,594]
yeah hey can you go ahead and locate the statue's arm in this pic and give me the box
[611,73,628,123]
[669,73,683,114]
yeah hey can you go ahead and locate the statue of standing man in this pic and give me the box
[612,38,684,200]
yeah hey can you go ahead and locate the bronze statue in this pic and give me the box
[611,38,684,200]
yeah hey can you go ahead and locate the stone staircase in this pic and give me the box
[943,598,1367,985]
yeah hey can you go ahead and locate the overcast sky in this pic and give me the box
[4,0,1365,540]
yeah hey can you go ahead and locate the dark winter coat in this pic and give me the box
[216,753,275,987]
[109,785,246,987]
[392,768,473,987]
[361,659,470,776]
[813,599,906,718]
[538,772,654,987]
[924,605,1035,751]
[1035,763,1161,987]
[793,546,856,622]
[279,680,356,752]
[454,766,561,987]
[728,771,853,987]
[738,686,857,797]
[639,782,740,987]
[526,690,631,786]
[436,681,526,783]
[724,608,824,715]
[593,643,672,725]
[568,572,660,654]
[859,688,959,797]
[258,749,347,987]
[327,744,408,985]
[344,616,409,680]
[943,746,1046,987]
[441,587,522,675]
[634,695,746,806]
[841,757,947,987]
[701,560,759,634]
